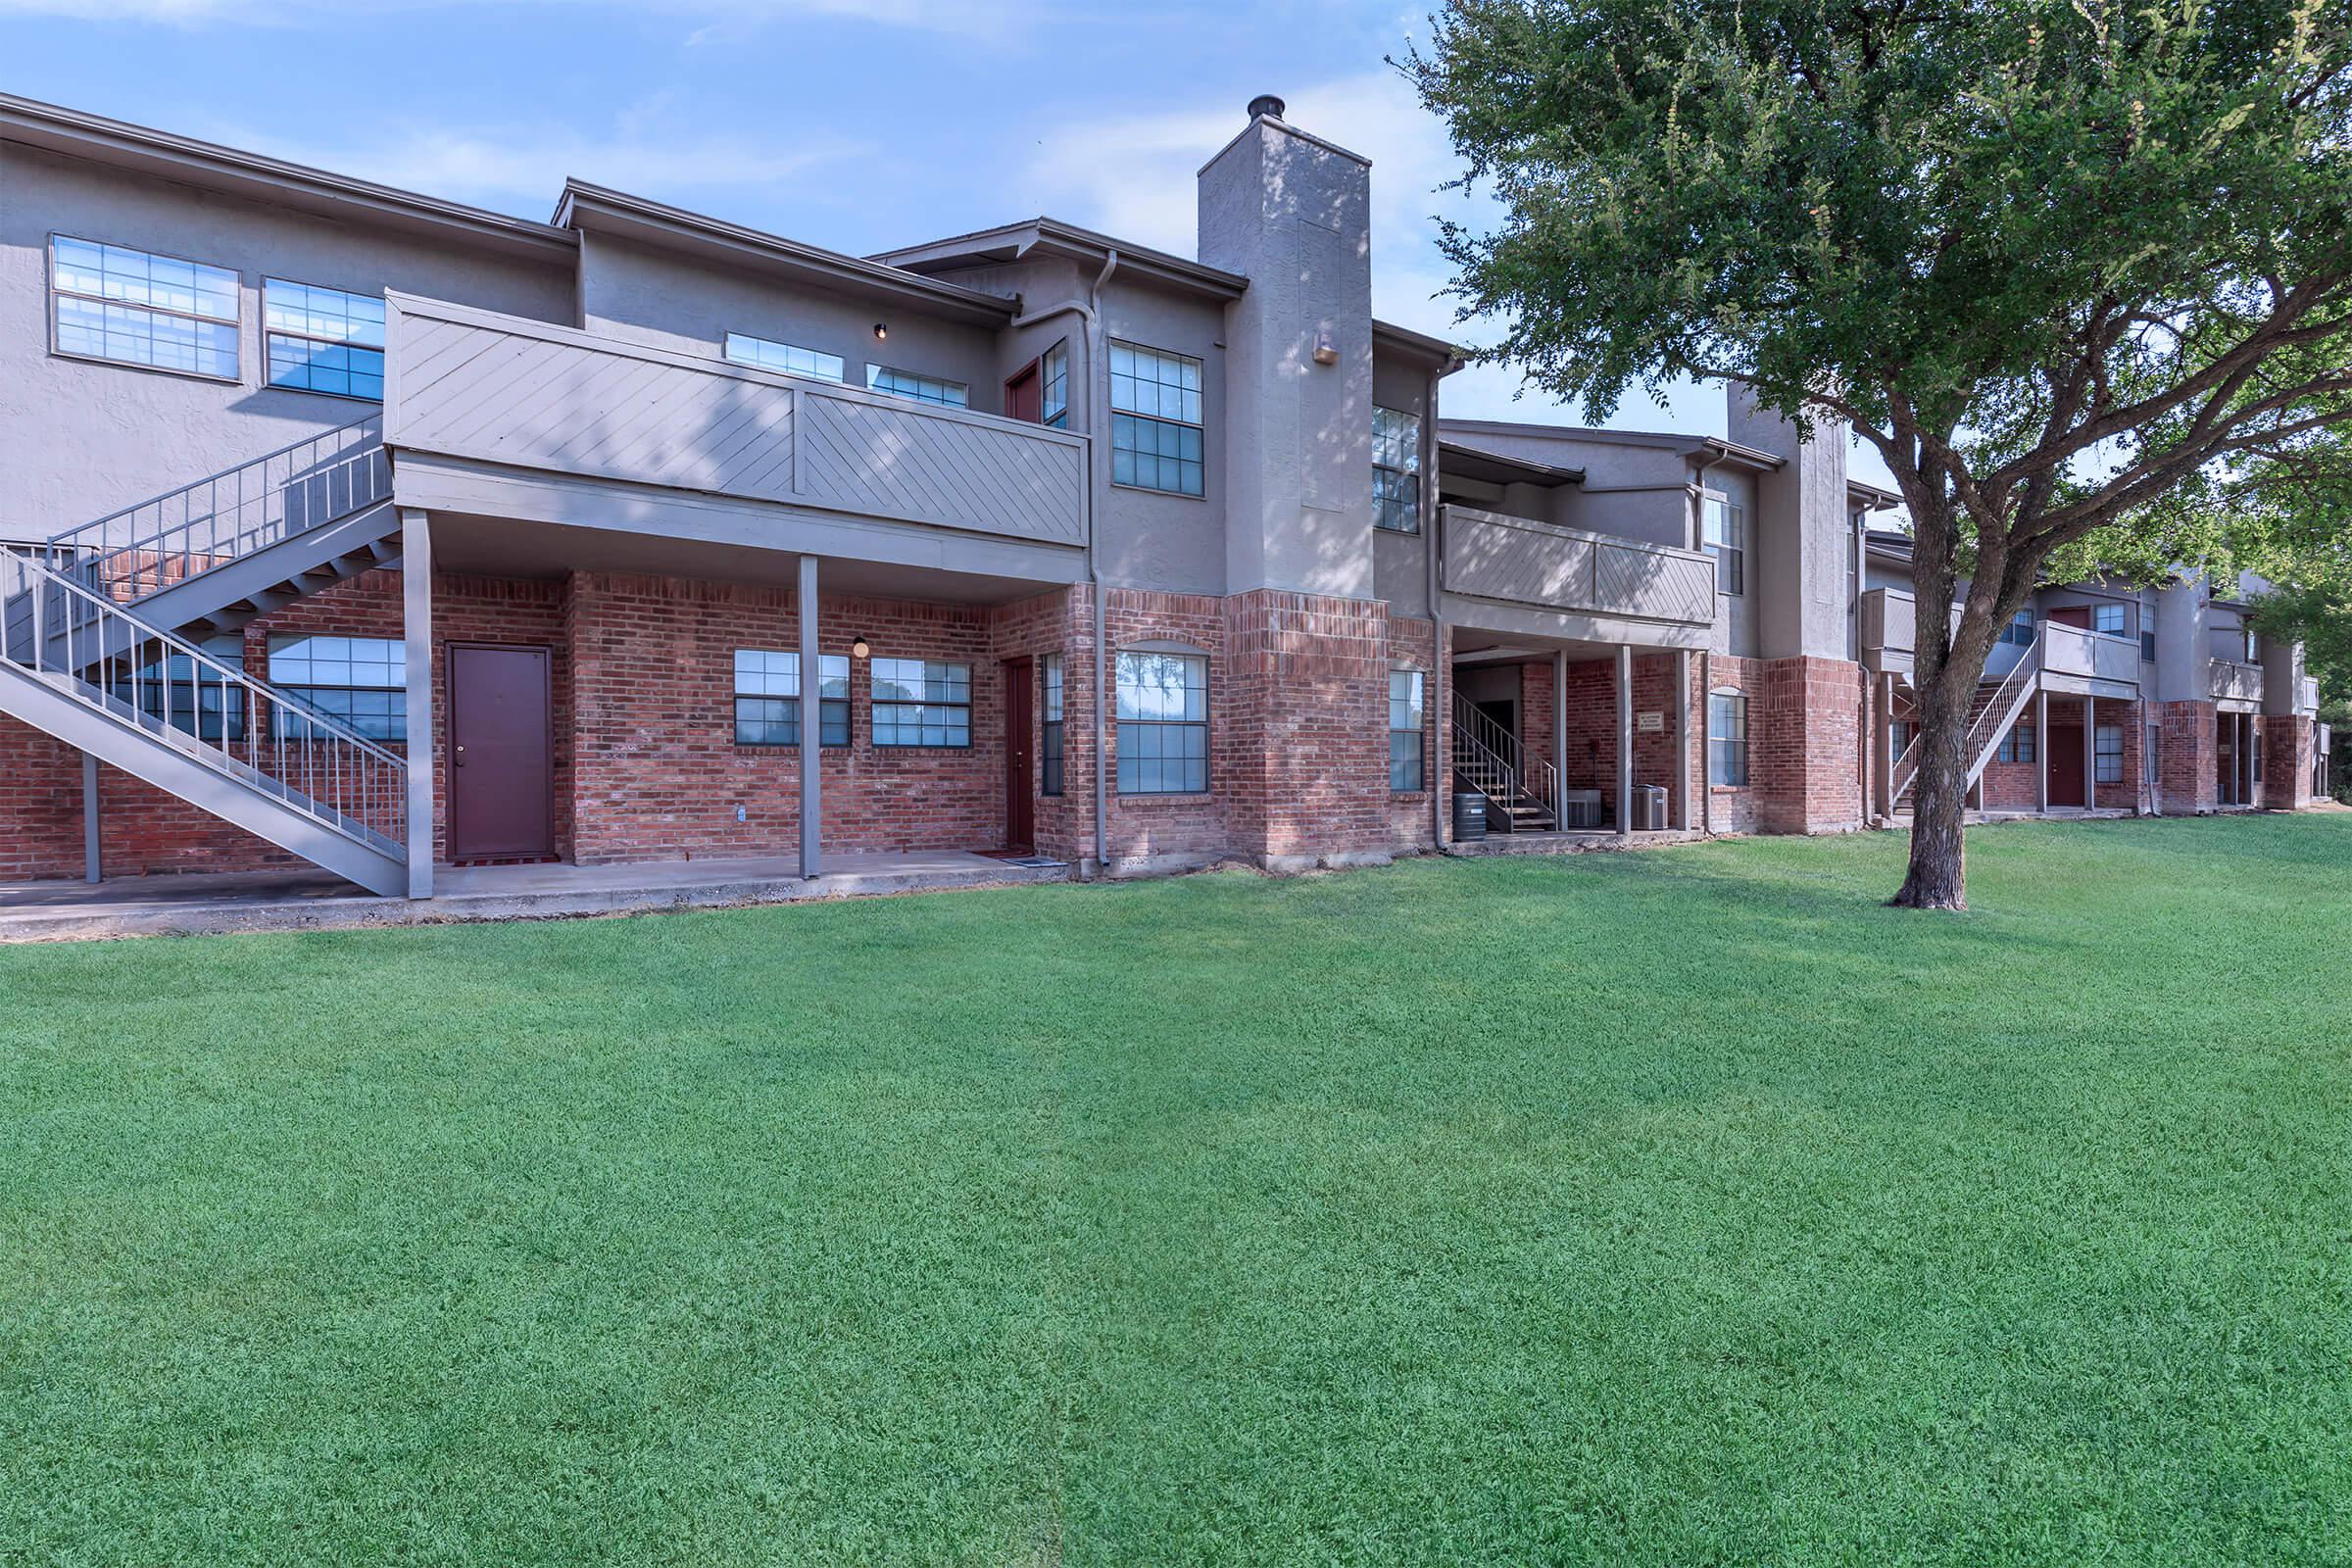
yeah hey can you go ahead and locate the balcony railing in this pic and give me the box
[1860,587,1917,664]
[2212,660,2264,704]
[382,294,1088,553]
[2042,623,2140,686]
[1439,505,1714,627]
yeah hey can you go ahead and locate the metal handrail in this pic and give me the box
[1450,707,1560,823]
[1,550,406,853]
[1891,634,2041,803]
[46,415,388,606]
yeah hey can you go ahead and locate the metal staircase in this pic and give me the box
[1451,704,1558,832]
[2,417,410,895]
[1889,635,2041,813]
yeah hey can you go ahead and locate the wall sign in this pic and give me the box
[1638,711,1665,732]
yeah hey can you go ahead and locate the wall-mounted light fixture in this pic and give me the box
[851,635,871,661]
[1312,328,1339,367]
[872,322,889,342]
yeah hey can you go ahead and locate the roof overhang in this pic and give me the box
[0,91,577,266]
[1437,418,1787,471]
[1439,440,1584,489]
[874,218,1248,302]
[558,181,1019,325]
[1373,318,1465,370]
[1847,478,1904,512]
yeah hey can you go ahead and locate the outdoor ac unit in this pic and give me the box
[1632,785,1669,831]
[1560,790,1604,830]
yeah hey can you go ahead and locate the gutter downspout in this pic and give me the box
[1010,249,1117,877]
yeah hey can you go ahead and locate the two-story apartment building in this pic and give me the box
[0,90,2329,904]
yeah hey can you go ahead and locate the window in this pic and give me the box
[1889,719,1914,758]
[724,332,844,382]
[1999,612,2037,647]
[1041,655,1065,796]
[1389,670,1426,791]
[732,649,849,747]
[2094,724,2124,784]
[1708,691,1749,786]
[1109,341,1204,496]
[1701,496,1745,595]
[2142,629,2158,662]
[114,634,245,740]
[1373,406,1422,532]
[1997,722,2036,764]
[51,235,239,380]
[866,365,967,408]
[1041,341,1069,429]
[264,278,385,400]
[267,634,404,741]
[1116,651,1207,794]
[870,659,971,747]
[2092,603,2127,636]
[2242,627,2262,662]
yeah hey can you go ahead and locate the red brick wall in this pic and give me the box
[2157,700,2217,814]
[2263,713,2314,809]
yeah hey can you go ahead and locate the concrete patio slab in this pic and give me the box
[0,850,1073,943]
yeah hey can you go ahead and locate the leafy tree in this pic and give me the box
[1401,0,2352,906]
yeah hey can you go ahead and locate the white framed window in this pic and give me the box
[733,649,850,747]
[1041,340,1070,429]
[50,234,240,380]
[268,634,404,740]
[1389,669,1426,791]
[2092,603,2127,636]
[866,365,968,408]
[1116,651,1207,793]
[264,278,385,400]
[870,659,971,747]
[725,332,845,382]
[2094,724,2124,784]
[1109,341,1204,497]
[1041,654,1065,795]
[1701,496,1745,596]
[1708,690,1748,786]
[1373,406,1422,532]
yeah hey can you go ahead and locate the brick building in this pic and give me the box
[0,90,2330,901]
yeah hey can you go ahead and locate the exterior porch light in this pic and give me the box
[872,322,888,342]
[851,635,871,661]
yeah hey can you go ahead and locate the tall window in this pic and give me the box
[1109,341,1203,496]
[1997,722,2036,763]
[113,634,245,740]
[866,365,967,407]
[2092,603,2127,636]
[1041,655,1065,795]
[1373,406,1422,532]
[264,279,385,400]
[51,235,239,380]
[725,332,844,382]
[268,634,404,741]
[1889,718,1914,758]
[732,649,849,746]
[870,659,971,747]
[1389,670,1426,791]
[1116,651,1207,794]
[1041,341,1069,429]
[1708,691,1749,786]
[2142,629,2158,662]
[2094,724,2124,784]
[1999,612,2037,647]
[1701,496,1745,595]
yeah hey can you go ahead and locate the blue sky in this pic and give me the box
[2,0,1893,486]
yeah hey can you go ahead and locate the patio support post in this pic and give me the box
[400,508,434,900]
[2082,694,2097,811]
[1615,644,1634,833]
[1878,674,1894,820]
[2034,691,2048,814]
[1551,648,1568,822]
[81,752,99,883]
[799,553,821,879]
[1675,651,1692,830]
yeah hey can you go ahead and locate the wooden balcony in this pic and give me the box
[381,293,1089,587]
[1439,505,1714,642]
[2212,659,2264,706]
[2039,623,2140,695]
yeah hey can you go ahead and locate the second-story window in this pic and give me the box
[264,279,385,400]
[1041,341,1069,429]
[2092,603,2127,636]
[51,235,240,380]
[2142,629,2158,662]
[1701,496,1745,596]
[866,366,968,408]
[725,333,845,382]
[1109,341,1204,497]
[1373,406,1422,532]
[1999,612,2037,647]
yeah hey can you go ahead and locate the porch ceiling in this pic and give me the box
[424,513,1066,606]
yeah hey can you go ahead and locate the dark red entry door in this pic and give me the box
[448,644,553,860]
[1004,362,1043,424]
[2046,719,2086,807]
[1003,656,1035,853]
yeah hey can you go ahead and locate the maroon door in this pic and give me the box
[1003,656,1034,853]
[448,644,553,860]
[1004,362,1043,424]
[2046,721,2086,807]
[2047,605,2093,630]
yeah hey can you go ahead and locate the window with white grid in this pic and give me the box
[51,235,240,380]
[725,333,845,382]
[1116,652,1207,794]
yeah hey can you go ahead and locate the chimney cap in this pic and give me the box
[1248,94,1286,122]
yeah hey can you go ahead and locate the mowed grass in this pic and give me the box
[2,815,2349,1566]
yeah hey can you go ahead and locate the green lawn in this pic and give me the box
[3,816,2349,1565]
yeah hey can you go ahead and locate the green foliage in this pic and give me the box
[3,821,2351,1562]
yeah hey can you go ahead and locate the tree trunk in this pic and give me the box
[1892,662,1977,908]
